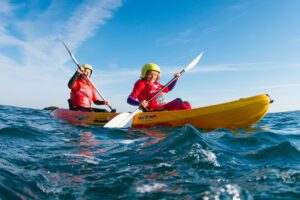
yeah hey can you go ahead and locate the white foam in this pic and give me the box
[136,182,166,193]
[201,149,221,167]
[158,163,172,167]
[63,153,101,165]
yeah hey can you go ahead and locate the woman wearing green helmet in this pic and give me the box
[127,63,191,111]
[67,64,110,112]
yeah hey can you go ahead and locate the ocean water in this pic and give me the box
[0,105,299,200]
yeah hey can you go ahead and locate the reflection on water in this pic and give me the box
[1,106,299,199]
[127,128,173,147]
[78,131,106,156]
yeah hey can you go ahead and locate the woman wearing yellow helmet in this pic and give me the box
[68,64,110,112]
[127,63,191,111]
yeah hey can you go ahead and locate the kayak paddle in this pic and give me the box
[104,51,204,128]
[61,41,115,112]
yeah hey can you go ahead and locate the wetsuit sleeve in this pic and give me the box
[68,71,80,89]
[94,100,105,105]
[127,80,143,106]
[163,79,177,93]
[91,87,98,102]
[127,96,140,106]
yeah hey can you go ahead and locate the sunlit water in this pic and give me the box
[0,105,299,199]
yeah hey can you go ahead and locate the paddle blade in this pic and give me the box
[60,40,80,67]
[104,113,131,128]
[184,51,204,72]
[104,109,141,128]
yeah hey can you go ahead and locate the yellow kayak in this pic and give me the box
[51,94,272,129]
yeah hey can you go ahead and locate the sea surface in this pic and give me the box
[0,105,299,200]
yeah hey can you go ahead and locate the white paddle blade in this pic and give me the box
[184,51,204,72]
[61,41,80,66]
[70,53,80,66]
[104,109,141,128]
[104,112,132,128]
[119,109,142,128]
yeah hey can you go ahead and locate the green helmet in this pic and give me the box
[141,63,160,78]
[81,64,93,72]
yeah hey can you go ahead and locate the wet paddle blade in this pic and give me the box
[104,109,141,128]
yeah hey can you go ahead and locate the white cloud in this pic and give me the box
[0,0,20,16]
[250,83,300,90]
[0,0,122,109]
[94,61,300,81]
[0,0,298,113]
[62,0,122,49]
[158,29,194,46]
[0,30,23,46]
[189,62,300,73]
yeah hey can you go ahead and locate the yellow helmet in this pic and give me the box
[81,64,93,72]
[141,63,160,78]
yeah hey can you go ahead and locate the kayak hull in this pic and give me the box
[51,94,271,129]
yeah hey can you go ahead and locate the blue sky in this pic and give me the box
[0,0,300,112]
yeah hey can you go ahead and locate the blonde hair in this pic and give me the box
[144,70,160,81]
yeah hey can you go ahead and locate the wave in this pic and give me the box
[104,125,223,170]
[245,141,300,164]
[0,105,300,199]
[0,126,44,140]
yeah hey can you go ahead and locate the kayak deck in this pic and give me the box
[51,94,272,129]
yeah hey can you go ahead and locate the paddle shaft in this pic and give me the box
[61,41,114,111]
[144,67,188,107]
[104,52,203,128]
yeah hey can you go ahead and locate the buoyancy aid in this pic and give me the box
[70,78,97,108]
[130,79,171,111]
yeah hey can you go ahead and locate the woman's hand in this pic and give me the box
[174,72,181,79]
[104,101,110,106]
[140,100,149,108]
[77,67,84,74]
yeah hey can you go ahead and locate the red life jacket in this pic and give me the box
[70,78,98,108]
[130,79,171,111]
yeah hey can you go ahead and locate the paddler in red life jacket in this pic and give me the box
[127,63,191,111]
[68,64,110,112]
